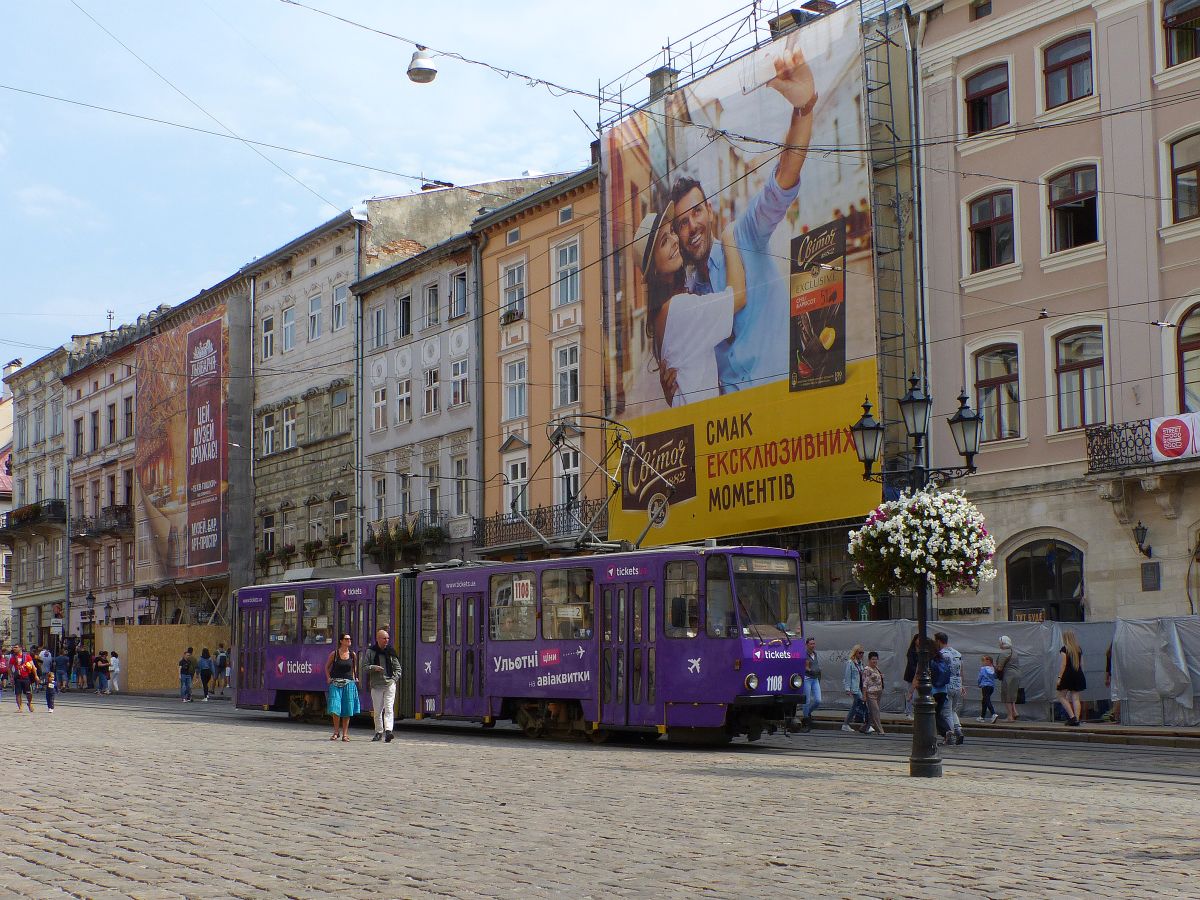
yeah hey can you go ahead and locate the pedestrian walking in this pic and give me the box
[1103,643,1120,724]
[325,634,360,742]
[214,643,229,696]
[800,636,822,730]
[902,633,919,718]
[996,635,1021,722]
[53,649,69,692]
[11,645,37,712]
[1056,630,1086,726]
[862,651,886,735]
[94,651,111,694]
[76,645,93,691]
[108,652,120,693]
[928,638,952,743]
[44,671,57,712]
[0,650,9,693]
[977,655,998,722]
[935,632,965,745]
[38,646,52,691]
[363,629,401,743]
[197,648,214,701]
[841,645,870,733]
[179,647,196,702]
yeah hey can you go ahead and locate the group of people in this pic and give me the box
[1,643,121,711]
[177,644,230,702]
[324,629,402,743]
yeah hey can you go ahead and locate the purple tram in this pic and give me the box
[234,545,807,743]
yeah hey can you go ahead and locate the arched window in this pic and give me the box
[973,343,1020,441]
[1164,0,1200,68]
[1170,131,1200,224]
[1043,34,1093,109]
[969,190,1015,272]
[1006,539,1085,622]
[1178,305,1200,412]
[1047,166,1098,252]
[964,64,1010,135]
[1054,326,1105,430]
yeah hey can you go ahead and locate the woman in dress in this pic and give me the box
[325,634,360,742]
[996,635,1021,722]
[1057,630,1086,726]
[635,202,747,406]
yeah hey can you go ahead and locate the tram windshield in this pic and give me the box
[732,556,801,640]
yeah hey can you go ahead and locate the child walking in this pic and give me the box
[45,672,57,712]
[978,655,998,723]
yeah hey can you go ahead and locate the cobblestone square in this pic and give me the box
[1,696,1197,899]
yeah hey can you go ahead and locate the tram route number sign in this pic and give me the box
[283,594,297,613]
[512,580,532,603]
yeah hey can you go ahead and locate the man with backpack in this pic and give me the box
[927,638,952,744]
[935,632,965,746]
[214,643,230,696]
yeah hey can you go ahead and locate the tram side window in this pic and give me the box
[376,584,392,634]
[664,561,699,638]
[706,555,736,638]
[541,567,594,639]
[489,571,536,640]
[302,588,334,644]
[420,581,437,643]
[268,591,297,644]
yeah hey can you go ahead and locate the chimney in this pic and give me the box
[801,0,837,15]
[768,9,818,39]
[2,358,22,399]
[590,139,601,166]
[647,65,679,102]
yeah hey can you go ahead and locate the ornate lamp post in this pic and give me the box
[850,377,984,778]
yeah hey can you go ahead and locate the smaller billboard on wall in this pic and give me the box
[1150,413,1200,462]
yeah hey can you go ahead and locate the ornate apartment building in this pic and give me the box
[917,0,1200,621]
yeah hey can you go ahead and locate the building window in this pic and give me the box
[108,545,118,586]
[282,307,296,351]
[507,458,528,515]
[1165,0,1200,68]
[424,368,440,416]
[974,344,1020,442]
[559,205,574,224]
[964,64,1009,135]
[51,465,61,499]
[332,498,349,541]
[107,403,116,444]
[261,316,275,360]
[308,295,322,340]
[969,0,991,20]
[262,514,276,554]
[373,476,387,521]
[32,406,44,445]
[123,396,134,437]
[450,359,469,407]
[1055,327,1105,431]
[35,542,46,582]
[106,473,116,507]
[73,417,84,456]
[501,262,525,322]
[1006,539,1085,622]
[398,474,411,516]
[1044,34,1092,109]
[556,448,581,506]
[372,387,388,431]
[125,541,134,582]
[55,537,64,577]
[396,379,411,424]
[506,227,520,245]
[1170,132,1200,224]
[556,344,580,407]
[450,270,468,318]
[332,284,347,331]
[124,468,134,506]
[1178,305,1200,412]
[554,239,580,306]
[504,358,527,420]
[282,405,297,450]
[397,295,411,338]
[1048,166,1098,252]
[426,463,440,514]
[51,400,62,436]
[372,305,387,350]
[969,190,1015,272]
[453,456,469,516]
[262,412,276,455]
[425,283,440,328]
[332,388,349,433]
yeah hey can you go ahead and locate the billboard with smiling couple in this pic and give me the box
[602,5,880,544]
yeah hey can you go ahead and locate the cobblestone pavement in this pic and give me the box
[2,694,1198,899]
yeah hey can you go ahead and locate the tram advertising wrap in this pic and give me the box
[602,4,879,544]
[134,306,230,580]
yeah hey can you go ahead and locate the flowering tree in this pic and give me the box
[847,489,997,601]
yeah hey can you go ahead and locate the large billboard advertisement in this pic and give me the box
[134,306,229,582]
[602,6,879,544]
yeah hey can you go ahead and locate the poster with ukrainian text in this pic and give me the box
[602,4,879,544]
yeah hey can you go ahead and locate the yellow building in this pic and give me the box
[474,166,604,557]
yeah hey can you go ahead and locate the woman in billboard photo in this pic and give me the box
[635,201,747,406]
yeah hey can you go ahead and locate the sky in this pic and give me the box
[0,0,763,361]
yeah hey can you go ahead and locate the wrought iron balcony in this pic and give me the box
[474,497,609,550]
[98,504,133,533]
[1085,420,1152,473]
[0,499,67,541]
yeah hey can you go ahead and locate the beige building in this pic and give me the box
[916,0,1200,621]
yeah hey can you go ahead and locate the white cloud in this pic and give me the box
[15,184,94,222]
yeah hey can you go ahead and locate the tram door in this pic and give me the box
[337,591,376,707]
[237,601,268,706]
[440,593,485,717]
[600,581,658,727]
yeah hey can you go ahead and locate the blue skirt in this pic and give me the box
[327,681,361,717]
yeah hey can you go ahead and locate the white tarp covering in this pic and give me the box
[804,616,1200,725]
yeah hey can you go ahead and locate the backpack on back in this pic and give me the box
[928,655,951,690]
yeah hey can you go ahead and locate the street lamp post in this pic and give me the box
[850,376,983,778]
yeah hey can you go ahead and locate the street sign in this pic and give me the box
[50,618,64,635]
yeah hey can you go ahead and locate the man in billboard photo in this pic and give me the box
[658,45,817,404]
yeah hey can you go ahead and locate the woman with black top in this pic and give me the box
[325,634,360,742]
[902,633,919,717]
[1056,630,1087,726]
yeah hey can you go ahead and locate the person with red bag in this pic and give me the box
[10,644,37,712]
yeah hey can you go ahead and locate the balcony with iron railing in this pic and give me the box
[474,497,609,551]
[0,499,67,544]
[69,504,133,543]
[1085,420,1153,474]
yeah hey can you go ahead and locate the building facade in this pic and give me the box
[354,233,479,569]
[917,0,1200,621]
[475,167,606,557]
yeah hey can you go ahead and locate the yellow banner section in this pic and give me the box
[612,360,880,545]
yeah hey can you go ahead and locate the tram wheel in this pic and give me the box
[638,731,664,744]
[587,729,611,744]
[516,705,545,739]
[287,694,310,721]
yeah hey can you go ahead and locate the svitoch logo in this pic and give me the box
[791,220,846,273]
[621,425,696,510]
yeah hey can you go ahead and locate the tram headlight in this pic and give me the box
[790,673,803,690]
[745,673,759,691]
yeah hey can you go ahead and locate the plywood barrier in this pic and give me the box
[94,624,232,694]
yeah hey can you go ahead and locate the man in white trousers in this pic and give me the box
[363,629,401,743]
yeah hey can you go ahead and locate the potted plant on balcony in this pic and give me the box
[301,539,324,566]
[394,520,423,565]
[255,549,274,575]
[330,532,349,565]
[363,523,396,572]
[421,524,449,557]
[277,543,297,569]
